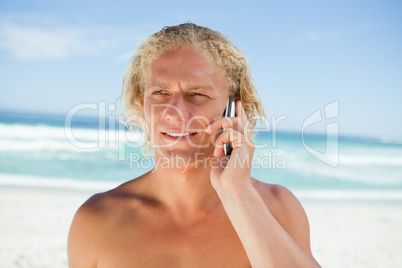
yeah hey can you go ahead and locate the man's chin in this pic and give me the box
[155,148,213,163]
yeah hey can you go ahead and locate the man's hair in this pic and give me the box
[119,23,265,139]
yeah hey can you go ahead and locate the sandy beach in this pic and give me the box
[0,186,401,268]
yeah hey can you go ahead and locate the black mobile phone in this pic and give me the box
[223,97,236,155]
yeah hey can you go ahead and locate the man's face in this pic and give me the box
[143,46,228,161]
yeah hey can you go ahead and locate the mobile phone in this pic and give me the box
[223,97,236,155]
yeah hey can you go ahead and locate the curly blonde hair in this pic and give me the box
[119,23,265,140]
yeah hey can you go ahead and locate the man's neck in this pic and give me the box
[146,152,221,218]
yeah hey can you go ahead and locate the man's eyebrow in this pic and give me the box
[185,83,214,91]
[147,82,214,91]
[147,82,170,89]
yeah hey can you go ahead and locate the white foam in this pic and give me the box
[0,123,144,152]
[0,173,121,191]
[378,136,402,145]
[0,139,96,152]
[0,123,66,140]
[336,154,402,166]
[294,189,402,201]
[291,160,402,185]
[1,173,401,201]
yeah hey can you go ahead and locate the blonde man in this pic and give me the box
[68,23,320,267]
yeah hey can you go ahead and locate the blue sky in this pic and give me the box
[0,0,401,138]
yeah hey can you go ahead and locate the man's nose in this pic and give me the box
[164,94,191,122]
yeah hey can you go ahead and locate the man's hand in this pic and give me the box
[205,100,255,194]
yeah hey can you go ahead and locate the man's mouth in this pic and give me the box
[164,132,197,138]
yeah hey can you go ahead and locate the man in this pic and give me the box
[68,23,321,267]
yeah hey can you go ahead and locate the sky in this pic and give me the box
[0,0,401,139]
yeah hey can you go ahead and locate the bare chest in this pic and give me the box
[96,212,251,268]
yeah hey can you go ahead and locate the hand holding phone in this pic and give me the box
[223,97,236,155]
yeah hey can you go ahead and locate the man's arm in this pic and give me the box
[217,182,320,268]
[208,100,320,267]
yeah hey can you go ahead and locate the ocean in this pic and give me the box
[1,109,402,202]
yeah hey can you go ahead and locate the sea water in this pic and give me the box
[1,109,402,202]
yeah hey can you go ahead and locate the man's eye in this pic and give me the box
[193,92,205,96]
[153,90,164,95]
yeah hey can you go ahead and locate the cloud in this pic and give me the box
[293,29,343,44]
[0,15,145,61]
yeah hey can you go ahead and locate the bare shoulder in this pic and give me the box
[67,192,105,267]
[252,180,305,217]
[68,178,147,268]
[67,189,119,268]
[252,180,319,264]
[70,181,135,226]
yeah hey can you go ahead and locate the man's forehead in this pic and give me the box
[144,47,227,91]
[146,69,224,90]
